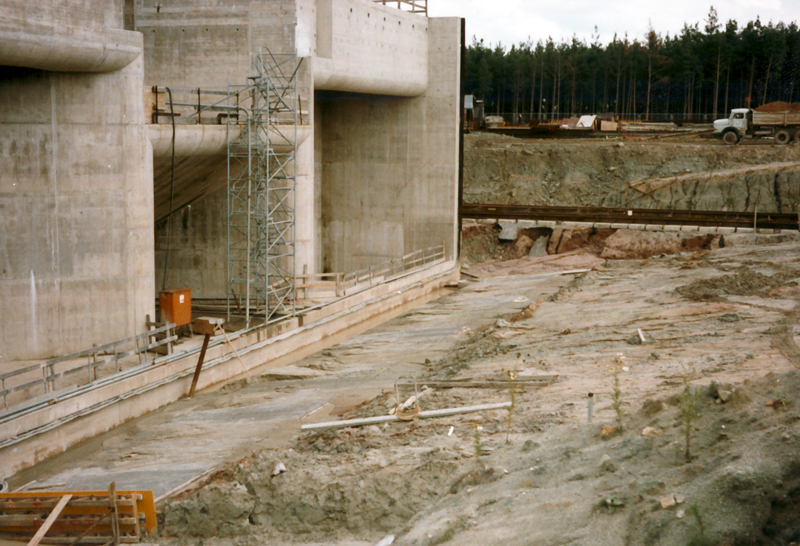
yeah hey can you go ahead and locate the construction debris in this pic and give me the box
[0,484,157,544]
[301,402,512,431]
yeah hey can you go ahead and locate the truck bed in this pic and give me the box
[752,111,800,126]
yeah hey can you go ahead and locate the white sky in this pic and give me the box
[428,0,800,48]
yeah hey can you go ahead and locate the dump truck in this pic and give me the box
[714,107,800,144]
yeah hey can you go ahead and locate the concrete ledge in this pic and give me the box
[0,27,142,73]
[0,260,459,477]
[148,125,313,157]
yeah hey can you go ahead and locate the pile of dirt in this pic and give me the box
[461,223,516,265]
[676,267,800,301]
[461,223,550,265]
[164,438,460,541]
[548,226,615,254]
[464,224,726,277]
[755,101,800,113]
[600,230,723,260]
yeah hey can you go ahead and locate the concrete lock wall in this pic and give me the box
[0,0,141,73]
[146,0,461,298]
[0,2,154,360]
[0,0,461,358]
[138,0,311,298]
[318,17,462,272]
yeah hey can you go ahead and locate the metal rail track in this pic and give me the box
[461,204,799,230]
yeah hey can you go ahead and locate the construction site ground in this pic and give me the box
[7,135,800,546]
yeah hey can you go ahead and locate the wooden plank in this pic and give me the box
[0,498,138,510]
[0,491,156,535]
[38,538,140,544]
[26,494,72,546]
[0,514,138,525]
[108,483,118,546]
[188,334,212,398]
[66,509,112,546]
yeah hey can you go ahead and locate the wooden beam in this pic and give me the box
[26,494,72,546]
[108,483,118,546]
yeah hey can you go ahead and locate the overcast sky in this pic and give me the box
[428,0,800,48]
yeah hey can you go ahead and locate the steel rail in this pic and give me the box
[461,203,799,230]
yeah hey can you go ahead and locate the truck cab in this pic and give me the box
[713,108,750,143]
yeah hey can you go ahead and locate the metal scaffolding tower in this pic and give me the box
[227,49,300,325]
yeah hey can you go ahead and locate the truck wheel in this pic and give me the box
[722,130,739,145]
[775,129,791,145]
[794,129,800,143]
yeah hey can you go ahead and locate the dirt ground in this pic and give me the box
[143,135,800,546]
[156,229,800,546]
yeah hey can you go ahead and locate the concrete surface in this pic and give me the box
[0,54,154,360]
[0,260,459,478]
[147,0,462,296]
[6,270,571,497]
[0,1,141,72]
[318,17,462,273]
[2,0,461,384]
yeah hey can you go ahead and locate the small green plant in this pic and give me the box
[504,368,518,443]
[771,389,790,408]
[686,503,718,546]
[610,353,626,432]
[679,363,702,462]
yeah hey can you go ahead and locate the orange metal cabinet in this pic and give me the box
[159,288,192,326]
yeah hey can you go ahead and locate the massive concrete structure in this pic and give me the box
[1,0,461,474]
[144,0,462,299]
[2,0,460,361]
[0,2,154,361]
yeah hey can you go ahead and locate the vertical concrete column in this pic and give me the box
[0,49,155,360]
[294,60,318,275]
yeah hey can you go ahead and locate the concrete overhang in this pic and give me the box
[148,124,312,157]
[313,57,428,96]
[309,0,429,96]
[149,124,313,223]
[0,18,141,72]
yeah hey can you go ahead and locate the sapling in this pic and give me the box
[505,368,517,443]
[679,363,702,462]
[686,502,718,546]
[471,424,485,463]
[610,353,626,432]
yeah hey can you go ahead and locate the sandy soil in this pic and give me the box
[158,236,800,546]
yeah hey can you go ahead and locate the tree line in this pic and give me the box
[464,7,800,122]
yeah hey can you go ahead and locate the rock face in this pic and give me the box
[464,136,800,213]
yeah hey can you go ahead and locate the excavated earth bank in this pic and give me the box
[463,134,800,212]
